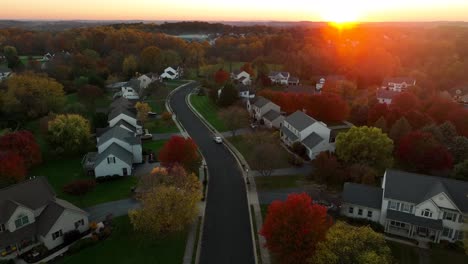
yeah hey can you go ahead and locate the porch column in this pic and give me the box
[409,225,414,238]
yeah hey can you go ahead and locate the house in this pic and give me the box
[0,66,11,81]
[381,77,416,92]
[316,75,347,92]
[341,170,468,243]
[97,126,142,163]
[92,143,134,177]
[106,81,127,92]
[247,96,281,121]
[377,89,399,104]
[108,99,142,135]
[0,177,89,257]
[231,70,252,85]
[137,73,161,90]
[288,76,300,85]
[236,84,255,99]
[280,111,352,159]
[160,66,182,80]
[262,110,284,129]
[268,72,290,85]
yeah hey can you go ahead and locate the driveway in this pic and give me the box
[86,198,140,222]
[170,83,255,264]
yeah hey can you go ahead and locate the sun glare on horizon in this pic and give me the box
[317,0,365,25]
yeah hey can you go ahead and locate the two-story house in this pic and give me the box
[137,73,161,90]
[280,111,352,159]
[341,170,467,243]
[0,177,89,258]
[268,71,300,85]
[160,66,182,80]
[108,100,142,135]
[247,96,281,121]
[377,77,417,104]
[0,66,11,82]
[231,70,252,85]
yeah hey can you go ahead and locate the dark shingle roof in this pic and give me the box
[285,111,316,131]
[37,199,87,236]
[384,170,468,213]
[236,83,252,92]
[280,126,298,141]
[263,110,281,122]
[98,126,139,146]
[0,200,19,223]
[252,96,271,108]
[95,143,133,166]
[301,132,324,150]
[386,210,443,230]
[377,89,399,100]
[108,106,137,121]
[343,183,383,209]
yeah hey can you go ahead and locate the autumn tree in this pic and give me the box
[0,131,42,168]
[388,117,412,144]
[368,103,389,125]
[347,164,378,185]
[305,94,350,122]
[373,117,388,133]
[450,136,468,164]
[0,151,26,187]
[63,179,96,203]
[219,106,249,136]
[240,62,255,76]
[336,126,393,172]
[3,45,20,69]
[451,160,468,181]
[122,55,138,78]
[158,136,201,173]
[260,193,332,264]
[391,92,420,112]
[312,221,392,264]
[397,131,453,173]
[214,68,229,84]
[310,152,345,186]
[77,85,104,108]
[135,102,152,123]
[47,114,91,154]
[218,82,238,107]
[140,46,162,72]
[1,73,66,118]
[251,143,283,177]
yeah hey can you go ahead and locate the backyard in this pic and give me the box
[58,216,188,264]
[190,94,226,131]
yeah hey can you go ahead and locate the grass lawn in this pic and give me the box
[66,92,113,114]
[23,119,49,155]
[199,61,283,76]
[189,95,226,131]
[387,241,468,264]
[254,174,305,192]
[30,157,137,207]
[59,215,188,264]
[145,99,167,114]
[387,241,419,264]
[144,118,179,134]
[142,139,167,157]
[229,135,293,169]
[165,80,189,90]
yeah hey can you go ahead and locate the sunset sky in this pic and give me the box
[2,0,468,22]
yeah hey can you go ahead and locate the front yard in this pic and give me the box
[58,216,188,264]
[254,174,305,191]
[387,241,468,264]
[190,95,227,131]
[144,118,179,134]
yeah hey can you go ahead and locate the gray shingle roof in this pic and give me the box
[115,119,137,133]
[236,83,253,92]
[95,143,133,167]
[280,126,298,141]
[37,199,87,236]
[0,200,19,223]
[285,111,316,131]
[384,170,468,213]
[377,89,399,100]
[269,71,290,78]
[301,132,324,150]
[108,106,136,121]
[386,210,443,230]
[263,110,281,122]
[252,96,271,108]
[98,126,139,146]
[342,183,383,209]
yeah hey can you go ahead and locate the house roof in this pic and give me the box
[386,210,443,230]
[263,110,282,122]
[108,106,137,121]
[377,89,399,100]
[280,126,298,141]
[288,76,299,83]
[342,182,383,209]
[285,111,316,131]
[252,96,271,108]
[236,83,255,93]
[95,143,133,167]
[301,132,324,150]
[382,77,416,86]
[109,97,135,111]
[269,71,290,78]
[97,126,139,146]
[285,85,318,95]
[36,199,87,237]
[126,79,141,90]
[384,170,468,213]
[0,177,55,223]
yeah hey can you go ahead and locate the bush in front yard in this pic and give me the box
[63,230,81,245]
[291,142,307,157]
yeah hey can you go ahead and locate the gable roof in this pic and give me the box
[95,143,133,167]
[108,106,137,121]
[382,77,416,86]
[36,199,87,236]
[301,132,324,150]
[97,126,139,146]
[269,71,290,78]
[377,89,399,100]
[263,110,282,122]
[0,177,55,223]
[252,96,272,108]
[343,182,383,209]
[285,111,316,131]
[384,170,468,213]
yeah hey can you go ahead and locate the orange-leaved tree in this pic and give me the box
[158,136,201,173]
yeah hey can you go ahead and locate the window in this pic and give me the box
[358,209,363,216]
[14,215,29,229]
[443,227,450,237]
[348,207,354,214]
[52,230,63,240]
[390,221,406,228]
[458,231,464,240]
[402,204,412,213]
[443,211,457,221]
[74,219,85,229]
[389,201,398,210]
[367,211,373,218]
[421,209,432,218]
[107,157,116,164]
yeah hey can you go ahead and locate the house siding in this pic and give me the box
[97,138,142,163]
[341,203,381,223]
[94,155,132,177]
[40,210,89,250]
[5,206,35,233]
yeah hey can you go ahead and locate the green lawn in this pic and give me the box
[165,80,189,90]
[229,135,293,169]
[59,216,188,264]
[30,157,137,207]
[189,95,226,131]
[23,119,49,156]
[255,174,305,191]
[387,241,468,264]
[144,118,179,134]
[142,140,167,158]
[145,99,167,114]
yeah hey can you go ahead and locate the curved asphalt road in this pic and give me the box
[170,82,255,264]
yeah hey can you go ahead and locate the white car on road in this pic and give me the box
[214,136,223,144]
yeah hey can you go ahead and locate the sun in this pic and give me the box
[318,1,363,25]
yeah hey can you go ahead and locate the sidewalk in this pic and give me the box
[151,132,181,140]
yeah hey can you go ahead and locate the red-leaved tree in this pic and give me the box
[368,103,389,125]
[0,130,42,168]
[397,131,453,173]
[391,92,421,112]
[240,62,255,76]
[0,151,27,185]
[158,136,201,173]
[213,69,229,84]
[260,193,332,264]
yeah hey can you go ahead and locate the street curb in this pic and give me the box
[186,93,271,264]
[165,81,194,139]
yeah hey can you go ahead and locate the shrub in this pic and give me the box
[161,111,172,122]
[337,215,385,233]
[291,142,307,157]
[63,179,96,196]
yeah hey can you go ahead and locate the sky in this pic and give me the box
[2,0,468,22]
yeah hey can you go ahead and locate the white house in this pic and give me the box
[0,177,89,257]
[262,110,284,129]
[0,66,11,82]
[377,77,417,105]
[93,143,134,177]
[268,71,299,85]
[97,126,142,163]
[137,73,161,90]
[341,170,468,244]
[120,86,139,100]
[377,89,398,104]
[247,96,281,121]
[108,105,142,135]
[232,70,252,85]
[161,66,182,80]
[280,111,352,159]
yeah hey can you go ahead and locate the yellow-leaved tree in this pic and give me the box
[135,102,152,124]
[47,114,91,154]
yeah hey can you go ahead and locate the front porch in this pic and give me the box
[385,210,443,243]
[1,237,39,260]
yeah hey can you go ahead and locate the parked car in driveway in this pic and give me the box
[214,136,223,144]
[141,129,153,140]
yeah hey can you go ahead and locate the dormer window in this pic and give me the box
[14,214,29,229]
[421,209,432,218]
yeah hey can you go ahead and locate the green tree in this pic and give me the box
[159,50,182,69]
[373,116,388,133]
[336,126,393,172]
[140,46,162,73]
[1,73,65,118]
[451,136,468,164]
[451,160,468,180]
[122,55,138,78]
[312,221,392,264]
[219,106,249,136]
[389,117,412,144]
[3,45,20,69]
[218,82,238,107]
[47,114,91,154]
